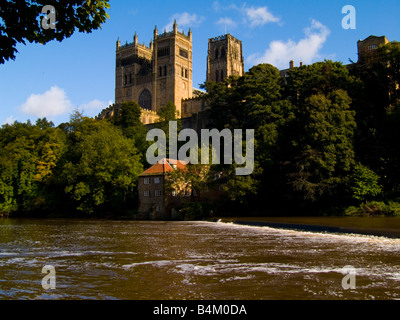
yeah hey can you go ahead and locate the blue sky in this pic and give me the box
[1,0,400,126]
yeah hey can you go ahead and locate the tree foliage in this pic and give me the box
[62,120,143,215]
[350,163,382,203]
[0,0,110,63]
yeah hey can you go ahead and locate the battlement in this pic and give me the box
[119,41,152,51]
[210,35,227,42]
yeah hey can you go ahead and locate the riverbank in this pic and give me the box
[211,216,400,239]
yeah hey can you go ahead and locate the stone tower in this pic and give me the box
[153,20,193,114]
[357,35,389,64]
[207,34,244,82]
[115,21,193,123]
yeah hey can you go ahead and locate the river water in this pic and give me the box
[0,218,399,300]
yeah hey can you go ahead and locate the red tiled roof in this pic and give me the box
[139,159,187,176]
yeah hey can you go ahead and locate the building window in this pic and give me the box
[215,48,219,60]
[216,70,219,82]
[154,177,161,184]
[221,47,226,58]
[185,69,188,79]
[129,73,132,84]
[156,206,161,212]
[124,75,127,85]
[368,45,377,52]
[158,46,170,57]
[164,66,167,77]
[159,66,163,77]
[144,190,150,197]
[179,48,189,59]
[139,89,152,110]
[221,70,224,81]
[185,191,191,197]
[172,190,177,197]
[155,190,162,197]
[181,67,184,77]
[144,177,151,185]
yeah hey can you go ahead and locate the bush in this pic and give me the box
[350,163,382,203]
[344,201,400,217]
[385,202,400,216]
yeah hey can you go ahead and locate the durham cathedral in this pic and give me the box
[97,21,245,124]
[96,21,391,127]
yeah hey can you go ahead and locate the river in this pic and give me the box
[0,218,399,300]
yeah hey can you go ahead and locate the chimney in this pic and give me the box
[289,60,294,69]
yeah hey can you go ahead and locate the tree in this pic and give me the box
[158,101,180,122]
[62,121,143,215]
[284,90,356,203]
[204,64,293,211]
[113,101,150,162]
[350,42,400,197]
[350,163,382,203]
[0,0,110,63]
[0,120,67,215]
[376,41,400,111]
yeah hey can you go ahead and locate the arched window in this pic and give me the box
[215,48,219,60]
[221,47,226,58]
[139,89,152,110]
[221,70,224,81]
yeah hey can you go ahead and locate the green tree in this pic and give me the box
[350,42,400,197]
[0,0,110,63]
[204,64,293,211]
[350,163,382,203]
[158,101,180,122]
[0,120,67,215]
[284,90,356,203]
[62,121,143,215]
[113,101,150,162]
[285,60,360,105]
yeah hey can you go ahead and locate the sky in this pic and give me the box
[1,0,400,126]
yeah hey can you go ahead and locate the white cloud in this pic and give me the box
[165,12,205,31]
[212,4,280,31]
[79,99,112,112]
[247,19,331,70]
[245,6,280,27]
[5,116,16,125]
[20,86,73,118]
[78,99,113,117]
[216,17,237,30]
[19,86,112,121]
[212,1,240,12]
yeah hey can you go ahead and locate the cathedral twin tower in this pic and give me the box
[114,21,244,124]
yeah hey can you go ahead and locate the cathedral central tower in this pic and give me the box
[207,34,244,82]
